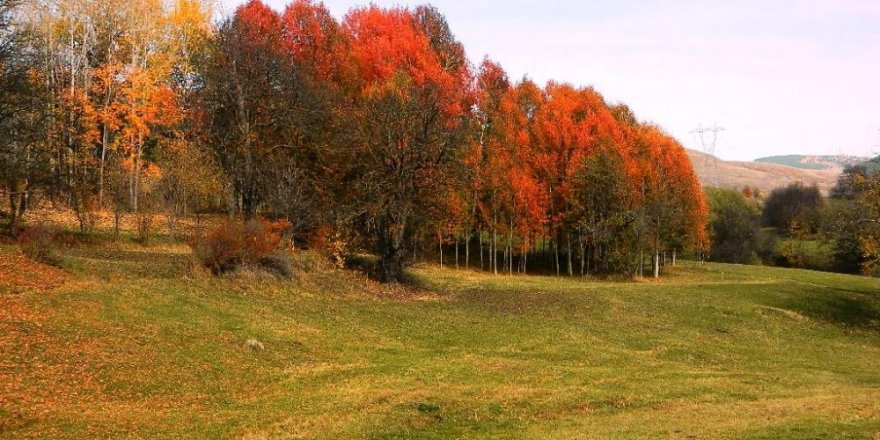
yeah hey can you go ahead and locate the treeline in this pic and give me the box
[0,0,707,281]
[706,166,880,276]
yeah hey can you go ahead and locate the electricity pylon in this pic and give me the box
[691,123,725,187]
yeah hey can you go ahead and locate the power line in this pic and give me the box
[690,123,725,186]
[873,128,880,157]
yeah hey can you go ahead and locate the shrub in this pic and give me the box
[136,212,154,245]
[754,229,780,264]
[257,253,293,279]
[289,250,330,273]
[309,224,348,269]
[18,224,62,266]
[191,218,288,275]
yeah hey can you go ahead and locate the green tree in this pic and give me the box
[829,170,880,275]
[706,188,762,264]
[566,148,636,275]
[761,182,824,234]
[0,0,46,235]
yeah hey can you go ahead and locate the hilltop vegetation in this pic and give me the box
[685,149,841,194]
[2,239,879,439]
[754,155,866,171]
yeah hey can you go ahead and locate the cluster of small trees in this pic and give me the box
[1,0,708,281]
[706,174,880,276]
[826,164,880,275]
[0,0,222,241]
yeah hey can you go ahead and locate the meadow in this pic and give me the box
[1,238,879,439]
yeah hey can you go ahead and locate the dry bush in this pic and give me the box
[136,212,154,245]
[310,224,348,269]
[18,224,62,266]
[191,218,290,276]
[257,253,293,279]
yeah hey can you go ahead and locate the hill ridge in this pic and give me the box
[686,149,842,193]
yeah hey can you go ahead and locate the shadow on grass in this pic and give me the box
[780,289,880,331]
[62,246,192,279]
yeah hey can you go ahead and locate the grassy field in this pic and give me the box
[1,239,879,439]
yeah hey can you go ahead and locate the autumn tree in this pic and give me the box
[0,0,48,235]
[567,147,638,275]
[204,0,339,238]
[533,82,625,275]
[631,125,707,277]
[0,0,713,281]
[469,59,512,274]
[337,5,472,281]
[202,0,285,219]
[829,168,880,275]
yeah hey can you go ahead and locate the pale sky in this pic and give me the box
[220,0,880,161]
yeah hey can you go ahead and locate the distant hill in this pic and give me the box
[686,149,842,194]
[754,154,867,170]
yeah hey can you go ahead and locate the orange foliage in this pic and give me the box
[191,218,288,274]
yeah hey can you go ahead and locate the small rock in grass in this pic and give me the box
[245,338,265,351]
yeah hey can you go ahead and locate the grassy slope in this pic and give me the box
[1,242,879,439]
[755,156,827,170]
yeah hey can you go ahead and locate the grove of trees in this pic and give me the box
[0,0,709,281]
[827,164,880,275]
[705,176,880,277]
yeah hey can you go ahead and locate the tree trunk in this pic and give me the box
[566,232,573,276]
[377,216,406,282]
[479,230,484,270]
[98,126,108,207]
[7,187,24,237]
[438,229,443,268]
[455,235,459,269]
[554,235,561,276]
[509,217,514,275]
[672,249,677,266]
[492,223,498,275]
[167,213,176,243]
[114,209,121,240]
[653,251,660,279]
[639,249,644,278]
[580,236,586,278]
[465,232,470,270]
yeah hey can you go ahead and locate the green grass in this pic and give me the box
[1,242,879,439]
[778,237,835,272]
[754,155,827,170]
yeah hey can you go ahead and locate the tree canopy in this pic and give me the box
[2,0,708,281]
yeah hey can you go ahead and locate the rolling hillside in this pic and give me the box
[686,149,842,194]
[2,241,879,439]
[754,155,866,170]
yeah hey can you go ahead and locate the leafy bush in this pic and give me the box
[191,218,289,275]
[18,224,62,266]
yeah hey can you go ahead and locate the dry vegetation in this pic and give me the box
[686,149,841,194]
[1,218,878,439]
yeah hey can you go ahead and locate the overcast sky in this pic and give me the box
[220,0,880,161]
